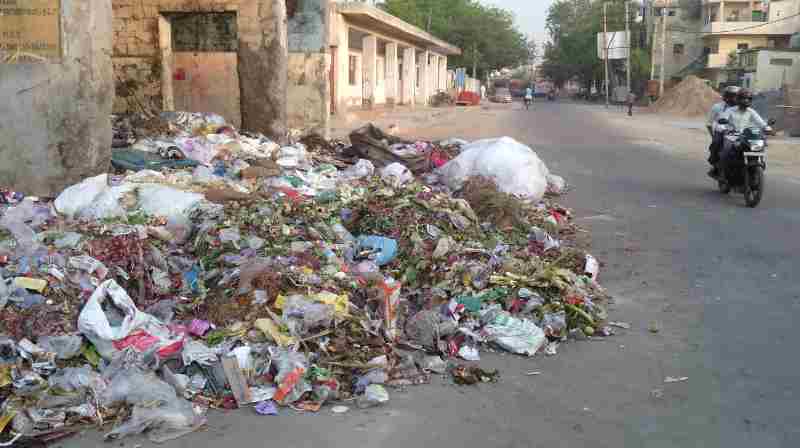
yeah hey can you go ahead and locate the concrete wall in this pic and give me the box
[0,0,114,197]
[288,0,329,135]
[112,0,287,140]
[752,50,800,92]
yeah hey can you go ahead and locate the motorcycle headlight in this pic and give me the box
[749,140,765,151]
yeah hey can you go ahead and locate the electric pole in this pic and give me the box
[659,4,668,97]
[649,2,657,104]
[625,1,631,94]
[603,2,610,108]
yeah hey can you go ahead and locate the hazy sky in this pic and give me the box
[485,0,556,44]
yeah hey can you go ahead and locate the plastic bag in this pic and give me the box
[357,384,389,409]
[380,162,413,188]
[0,201,45,256]
[37,335,83,360]
[340,159,375,180]
[48,366,106,395]
[438,137,551,200]
[137,184,204,224]
[54,174,108,218]
[77,279,181,360]
[546,174,566,194]
[271,347,311,405]
[282,296,334,337]
[0,274,10,310]
[482,311,546,356]
[356,235,398,266]
[192,165,219,184]
[541,311,567,339]
[105,396,205,443]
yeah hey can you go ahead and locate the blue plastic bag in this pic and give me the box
[356,236,398,266]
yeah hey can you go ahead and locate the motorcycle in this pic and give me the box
[712,117,775,207]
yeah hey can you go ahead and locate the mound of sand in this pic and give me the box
[652,75,719,117]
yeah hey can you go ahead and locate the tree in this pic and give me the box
[542,1,649,92]
[381,0,530,78]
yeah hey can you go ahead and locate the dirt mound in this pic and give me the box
[652,75,719,117]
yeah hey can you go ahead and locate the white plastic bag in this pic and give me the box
[340,159,375,180]
[546,174,567,194]
[482,311,546,356]
[77,279,180,360]
[438,137,551,201]
[136,185,204,223]
[54,174,109,218]
[380,163,413,188]
[54,174,136,221]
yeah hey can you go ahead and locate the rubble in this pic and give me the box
[652,75,719,117]
[0,113,613,444]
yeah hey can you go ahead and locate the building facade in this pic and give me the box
[701,0,800,86]
[650,0,706,83]
[738,47,800,91]
[329,2,461,114]
[111,0,287,138]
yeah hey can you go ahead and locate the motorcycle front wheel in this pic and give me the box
[744,166,764,208]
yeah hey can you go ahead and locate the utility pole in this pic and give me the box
[603,2,610,108]
[472,43,478,80]
[625,1,631,94]
[648,2,657,105]
[659,4,667,97]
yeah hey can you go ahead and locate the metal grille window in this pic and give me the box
[169,13,238,52]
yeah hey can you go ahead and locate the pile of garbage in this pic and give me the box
[0,113,611,444]
[652,75,719,117]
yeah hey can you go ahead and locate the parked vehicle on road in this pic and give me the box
[492,88,513,103]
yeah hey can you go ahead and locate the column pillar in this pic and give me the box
[385,42,398,106]
[335,19,349,114]
[720,1,726,22]
[402,47,416,106]
[362,35,377,108]
[419,50,430,105]
[439,56,448,90]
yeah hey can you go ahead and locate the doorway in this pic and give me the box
[160,12,242,127]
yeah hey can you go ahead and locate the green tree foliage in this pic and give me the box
[542,0,649,92]
[380,0,532,77]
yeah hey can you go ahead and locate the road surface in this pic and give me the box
[65,102,800,448]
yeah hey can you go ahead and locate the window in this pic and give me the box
[673,44,684,55]
[770,58,793,66]
[737,43,749,51]
[169,12,238,52]
[349,55,357,86]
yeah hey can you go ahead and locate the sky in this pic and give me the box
[485,0,556,45]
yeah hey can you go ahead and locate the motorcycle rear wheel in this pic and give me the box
[744,166,764,208]
[718,179,731,194]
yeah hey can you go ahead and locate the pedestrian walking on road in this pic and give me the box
[626,91,636,116]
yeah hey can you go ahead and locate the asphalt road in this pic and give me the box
[64,102,800,448]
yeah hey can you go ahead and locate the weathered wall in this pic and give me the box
[0,0,114,197]
[112,0,286,140]
[288,0,329,135]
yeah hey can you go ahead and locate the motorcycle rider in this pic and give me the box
[719,89,770,133]
[717,89,772,175]
[707,86,739,177]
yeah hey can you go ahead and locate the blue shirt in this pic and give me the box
[525,88,533,98]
